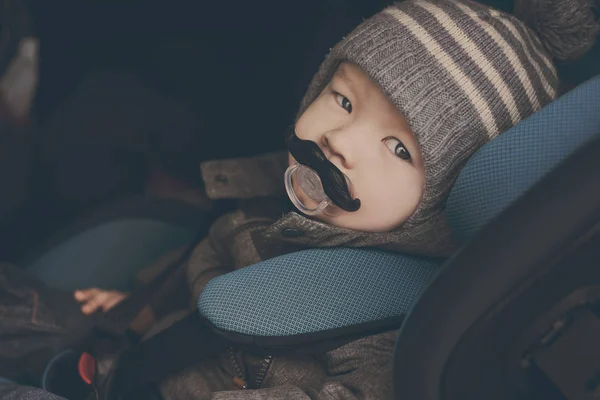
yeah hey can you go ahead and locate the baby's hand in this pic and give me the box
[74,288,128,315]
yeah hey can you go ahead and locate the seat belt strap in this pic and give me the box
[105,312,228,400]
[93,201,242,336]
[92,226,206,336]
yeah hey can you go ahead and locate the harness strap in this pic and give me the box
[92,204,222,336]
[103,313,228,400]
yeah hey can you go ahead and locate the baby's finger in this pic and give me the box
[81,291,114,314]
[101,293,127,312]
[81,299,101,315]
[74,288,100,302]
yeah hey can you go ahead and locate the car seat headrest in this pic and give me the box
[446,75,600,242]
[198,248,439,341]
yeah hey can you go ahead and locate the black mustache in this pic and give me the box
[286,127,361,212]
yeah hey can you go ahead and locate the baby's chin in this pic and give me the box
[308,211,357,230]
[307,212,331,225]
[317,211,402,233]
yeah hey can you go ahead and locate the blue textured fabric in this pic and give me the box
[199,248,439,336]
[26,220,194,291]
[446,76,600,241]
[0,382,65,400]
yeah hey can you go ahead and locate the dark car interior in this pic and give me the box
[2,0,524,260]
[0,0,599,399]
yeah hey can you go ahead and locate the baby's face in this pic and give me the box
[290,62,425,232]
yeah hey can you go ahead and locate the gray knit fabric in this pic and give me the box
[297,0,562,256]
[513,0,600,61]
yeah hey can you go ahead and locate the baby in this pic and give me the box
[73,0,598,398]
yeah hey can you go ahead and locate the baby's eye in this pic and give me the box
[335,93,352,113]
[383,137,411,161]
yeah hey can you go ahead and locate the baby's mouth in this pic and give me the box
[286,127,361,212]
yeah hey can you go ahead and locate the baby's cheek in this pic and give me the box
[361,187,415,230]
[403,172,426,211]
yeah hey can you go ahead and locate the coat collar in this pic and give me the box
[200,151,289,200]
[200,151,458,258]
[264,211,458,258]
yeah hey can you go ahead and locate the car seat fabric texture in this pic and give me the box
[199,248,439,337]
[447,75,600,241]
[26,220,194,292]
[199,75,600,338]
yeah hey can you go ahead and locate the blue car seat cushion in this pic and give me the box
[22,197,214,291]
[198,248,439,339]
[26,220,194,292]
[199,75,600,342]
[446,75,600,241]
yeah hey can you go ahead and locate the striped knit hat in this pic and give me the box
[297,0,599,256]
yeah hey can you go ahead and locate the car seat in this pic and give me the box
[197,73,600,400]
[0,197,222,397]
[5,75,598,398]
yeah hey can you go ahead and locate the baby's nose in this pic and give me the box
[321,130,357,169]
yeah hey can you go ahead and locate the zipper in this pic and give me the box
[228,346,273,390]
[228,346,247,389]
[255,355,273,388]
